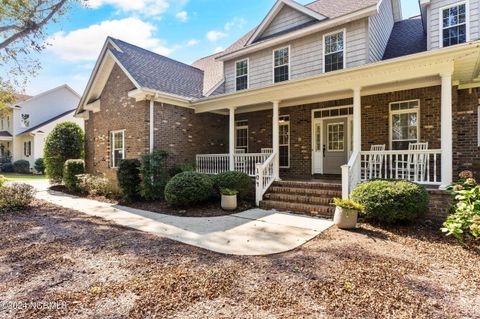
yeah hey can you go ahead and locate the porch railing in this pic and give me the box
[342,149,442,198]
[233,153,270,177]
[196,153,271,177]
[255,153,277,206]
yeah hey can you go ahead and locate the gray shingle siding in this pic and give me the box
[368,0,395,62]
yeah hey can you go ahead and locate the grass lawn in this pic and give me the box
[1,173,48,181]
[0,201,478,318]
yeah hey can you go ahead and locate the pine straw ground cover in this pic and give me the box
[0,201,478,319]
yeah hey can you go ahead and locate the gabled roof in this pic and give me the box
[383,16,427,60]
[13,84,79,107]
[110,38,205,99]
[306,0,379,19]
[191,52,224,96]
[18,109,76,135]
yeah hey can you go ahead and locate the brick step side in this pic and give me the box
[269,186,342,197]
[259,200,335,218]
[273,180,341,190]
[264,193,334,205]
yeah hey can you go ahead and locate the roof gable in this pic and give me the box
[247,0,327,45]
[306,0,378,19]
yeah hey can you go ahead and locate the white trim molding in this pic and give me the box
[235,58,250,91]
[272,45,291,84]
[323,28,347,73]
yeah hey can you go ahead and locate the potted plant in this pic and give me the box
[221,188,238,211]
[332,198,364,229]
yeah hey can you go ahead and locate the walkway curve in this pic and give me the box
[30,181,333,256]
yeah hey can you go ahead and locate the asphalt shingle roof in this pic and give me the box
[383,16,427,60]
[306,0,378,18]
[110,38,205,99]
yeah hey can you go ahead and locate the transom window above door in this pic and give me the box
[324,30,345,73]
[441,3,467,47]
[273,47,289,83]
[390,100,420,150]
[235,59,248,91]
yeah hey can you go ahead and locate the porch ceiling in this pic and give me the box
[194,42,480,113]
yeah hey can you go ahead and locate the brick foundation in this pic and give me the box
[426,189,452,222]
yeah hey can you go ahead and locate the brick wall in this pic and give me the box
[426,189,452,222]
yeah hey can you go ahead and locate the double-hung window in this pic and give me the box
[235,120,248,152]
[273,47,289,83]
[23,141,31,157]
[441,3,467,47]
[324,30,345,73]
[111,130,125,168]
[390,100,420,150]
[235,59,248,91]
[279,115,290,168]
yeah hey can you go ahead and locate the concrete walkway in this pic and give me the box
[26,180,333,256]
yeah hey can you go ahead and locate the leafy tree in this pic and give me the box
[44,122,84,183]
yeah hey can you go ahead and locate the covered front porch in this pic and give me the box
[193,42,480,204]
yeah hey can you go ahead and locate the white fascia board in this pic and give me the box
[128,88,193,108]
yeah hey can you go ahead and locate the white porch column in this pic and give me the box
[149,99,154,153]
[272,101,280,179]
[441,72,453,187]
[229,107,236,171]
[353,87,362,153]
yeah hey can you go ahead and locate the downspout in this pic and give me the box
[149,99,154,153]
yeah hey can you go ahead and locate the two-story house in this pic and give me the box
[76,0,480,216]
[1,85,84,172]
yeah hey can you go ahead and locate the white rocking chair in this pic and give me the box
[367,144,386,179]
[235,149,246,172]
[397,142,429,181]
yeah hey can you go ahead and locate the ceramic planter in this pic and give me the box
[221,194,237,211]
[333,207,358,229]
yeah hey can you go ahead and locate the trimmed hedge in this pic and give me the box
[351,180,428,223]
[117,159,141,201]
[13,160,30,174]
[212,171,252,198]
[34,158,46,174]
[63,159,85,192]
[1,162,13,173]
[44,122,84,183]
[165,172,213,207]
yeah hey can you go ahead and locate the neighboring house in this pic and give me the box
[76,0,480,214]
[1,85,84,171]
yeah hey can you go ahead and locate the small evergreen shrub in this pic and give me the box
[165,172,213,207]
[0,175,7,188]
[168,161,196,177]
[77,174,114,197]
[351,180,428,223]
[44,122,84,183]
[0,183,35,212]
[117,159,141,201]
[63,159,85,192]
[34,158,46,174]
[1,162,14,173]
[13,160,30,174]
[140,150,170,201]
[212,171,252,198]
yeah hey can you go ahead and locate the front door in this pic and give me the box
[322,117,348,174]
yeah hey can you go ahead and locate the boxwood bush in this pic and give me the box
[350,180,428,223]
[117,159,141,201]
[212,171,252,198]
[13,160,30,174]
[0,183,35,212]
[165,172,213,207]
[34,158,46,174]
[63,159,85,192]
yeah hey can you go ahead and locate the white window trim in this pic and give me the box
[110,129,125,168]
[323,28,347,73]
[388,99,421,149]
[326,122,346,152]
[279,115,290,169]
[235,58,249,91]
[439,1,470,48]
[272,45,291,84]
[235,121,249,152]
[23,141,31,157]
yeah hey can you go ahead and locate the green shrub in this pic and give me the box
[168,161,196,177]
[77,174,114,197]
[351,180,428,223]
[165,172,213,207]
[1,162,14,173]
[332,198,364,211]
[34,158,46,174]
[140,150,170,201]
[117,159,141,201]
[63,159,85,192]
[212,171,252,198]
[0,183,35,212]
[220,188,238,196]
[0,175,6,188]
[44,122,84,183]
[13,160,30,174]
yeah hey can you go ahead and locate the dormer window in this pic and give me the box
[324,30,345,73]
[441,3,467,47]
[273,47,289,83]
[235,59,249,91]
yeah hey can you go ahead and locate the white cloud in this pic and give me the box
[87,0,170,17]
[224,17,247,31]
[187,39,199,46]
[206,30,227,42]
[48,18,173,61]
[176,11,188,22]
[214,46,224,53]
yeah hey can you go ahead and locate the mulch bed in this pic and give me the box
[0,201,479,318]
[49,185,253,217]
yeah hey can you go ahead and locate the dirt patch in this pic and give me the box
[49,185,253,217]
[0,201,478,318]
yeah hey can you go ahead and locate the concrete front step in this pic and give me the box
[259,200,335,218]
[273,180,341,190]
[264,193,334,206]
[269,186,342,197]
